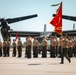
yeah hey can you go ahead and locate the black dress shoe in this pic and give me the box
[17,56,21,58]
[58,56,61,58]
[60,62,64,64]
[17,57,20,58]
[69,59,71,63]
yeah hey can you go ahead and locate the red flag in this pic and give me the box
[50,2,62,35]
[15,32,18,41]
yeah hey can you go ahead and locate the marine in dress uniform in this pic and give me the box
[25,37,28,58]
[12,39,16,57]
[67,38,73,58]
[6,39,10,57]
[74,39,76,57]
[0,39,2,57]
[58,36,62,58]
[42,36,48,58]
[60,35,71,64]
[54,36,58,57]
[33,37,39,58]
[3,39,7,57]
[27,36,32,58]
[50,36,56,58]
[71,37,76,57]
[17,37,22,58]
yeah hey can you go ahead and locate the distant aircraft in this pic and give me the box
[8,24,51,43]
[53,14,76,21]
[0,14,37,41]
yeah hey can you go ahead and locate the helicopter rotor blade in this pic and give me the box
[6,14,38,24]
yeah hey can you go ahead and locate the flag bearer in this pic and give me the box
[60,35,71,64]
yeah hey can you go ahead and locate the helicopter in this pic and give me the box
[0,14,37,41]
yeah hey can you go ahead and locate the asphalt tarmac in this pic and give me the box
[0,52,76,75]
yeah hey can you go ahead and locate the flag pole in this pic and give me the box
[61,2,63,53]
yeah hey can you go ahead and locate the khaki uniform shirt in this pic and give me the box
[50,39,57,47]
[13,42,16,47]
[3,41,7,47]
[7,41,10,47]
[33,40,39,47]
[62,39,68,48]
[42,40,48,49]
[0,42,2,48]
[27,40,32,46]
[67,40,73,48]
[72,39,75,48]
[59,38,62,46]
[17,40,22,47]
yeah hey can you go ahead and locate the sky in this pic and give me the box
[0,0,76,43]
